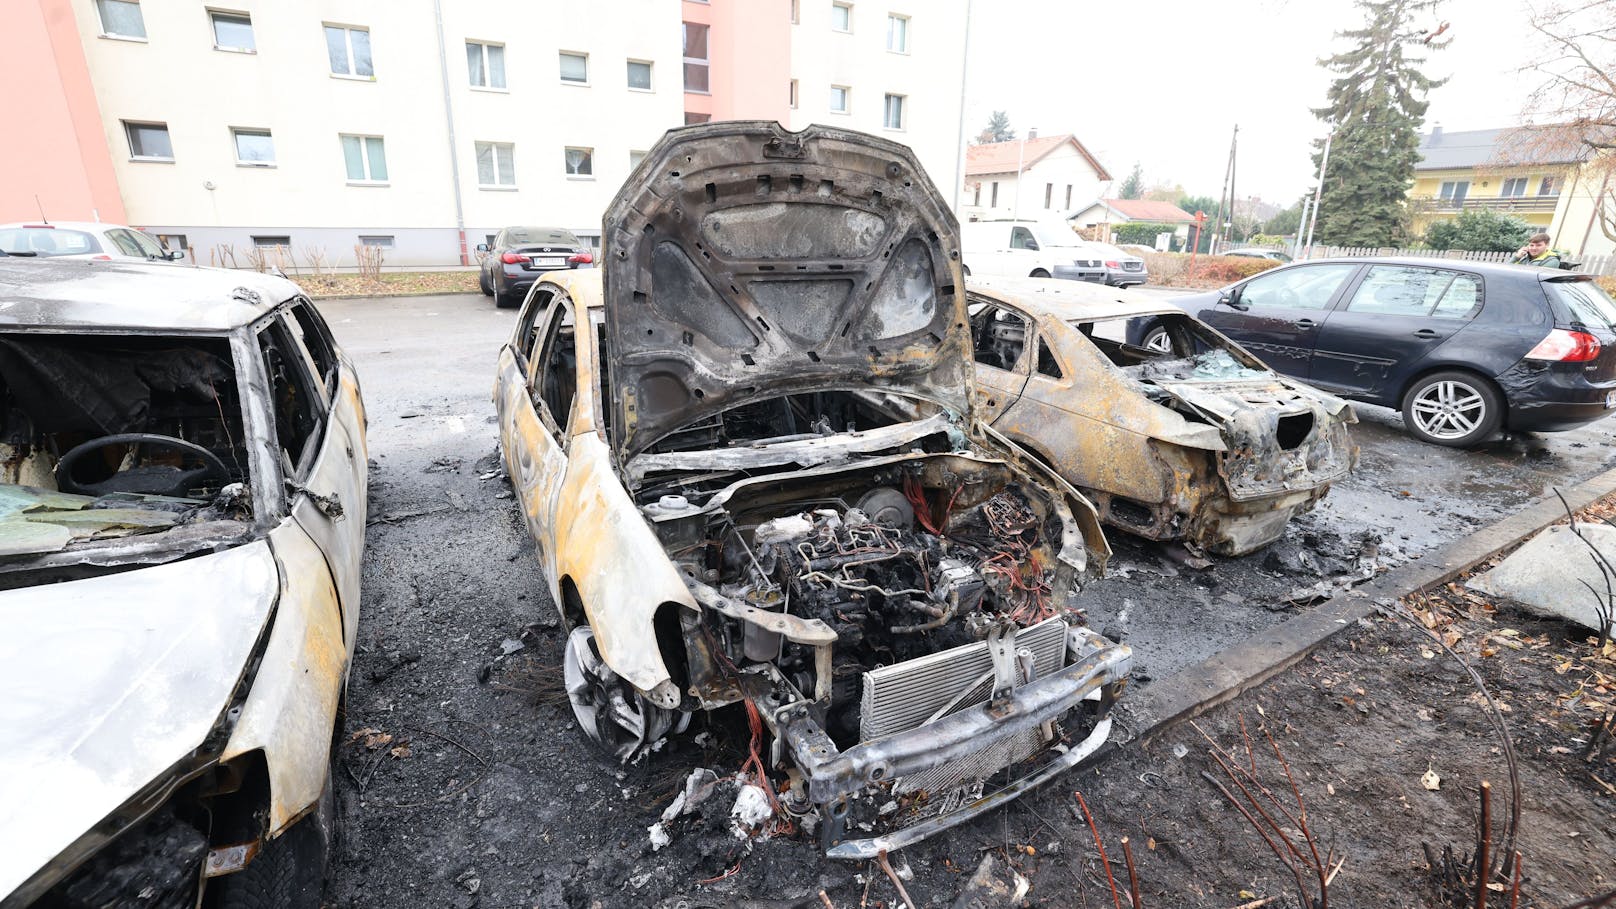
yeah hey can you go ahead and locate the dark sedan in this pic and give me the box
[477,226,593,308]
[1130,258,1616,446]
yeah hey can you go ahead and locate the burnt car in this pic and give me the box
[0,260,367,907]
[971,278,1356,556]
[477,225,594,308]
[493,122,1131,858]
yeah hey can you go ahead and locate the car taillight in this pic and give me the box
[1105,260,1121,269]
[1525,328,1602,362]
[500,251,527,264]
[568,252,593,265]
[91,254,111,260]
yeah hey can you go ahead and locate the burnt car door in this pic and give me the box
[1199,263,1360,378]
[969,300,1033,424]
[1308,264,1484,400]
[496,288,573,582]
[257,310,365,639]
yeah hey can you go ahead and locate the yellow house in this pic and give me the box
[1412,126,1605,253]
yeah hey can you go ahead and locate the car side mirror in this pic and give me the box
[476,243,490,252]
[1220,290,1248,311]
[165,249,186,261]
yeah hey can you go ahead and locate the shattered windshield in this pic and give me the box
[1122,348,1271,383]
[1076,314,1274,384]
[0,333,254,565]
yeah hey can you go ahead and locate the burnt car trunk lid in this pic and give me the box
[602,121,972,460]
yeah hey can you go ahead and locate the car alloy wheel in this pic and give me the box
[1142,326,1173,353]
[1402,371,1501,447]
[562,626,686,763]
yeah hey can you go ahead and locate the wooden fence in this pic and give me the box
[1312,245,1616,276]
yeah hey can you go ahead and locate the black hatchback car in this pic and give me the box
[477,226,593,308]
[1129,258,1616,446]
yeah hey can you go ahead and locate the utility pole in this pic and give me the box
[1213,125,1237,254]
[1226,126,1238,244]
[1303,130,1333,258]
[950,0,974,212]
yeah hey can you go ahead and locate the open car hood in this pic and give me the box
[603,121,972,460]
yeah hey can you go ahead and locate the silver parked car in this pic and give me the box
[1082,240,1149,287]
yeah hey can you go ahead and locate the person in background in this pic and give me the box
[1512,233,1562,268]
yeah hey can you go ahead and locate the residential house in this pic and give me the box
[6,0,967,268]
[1068,198,1197,248]
[961,133,1110,222]
[1412,125,1607,254]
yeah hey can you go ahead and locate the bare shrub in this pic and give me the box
[354,244,386,280]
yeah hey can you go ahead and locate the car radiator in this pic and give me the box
[858,616,1070,796]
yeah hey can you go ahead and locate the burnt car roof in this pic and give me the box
[0,259,295,332]
[970,276,1188,321]
[601,120,972,460]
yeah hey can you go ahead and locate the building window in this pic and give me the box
[341,134,388,182]
[475,141,516,186]
[96,0,146,39]
[683,23,709,93]
[209,10,256,52]
[1065,184,1072,209]
[991,181,999,207]
[1438,180,1470,204]
[358,235,394,248]
[467,41,506,89]
[564,147,594,177]
[886,14,908,52]
[124,121,172,160]
[560,52,589,84]
[1540,176,1559,196]
[831,2,852,32]
[829,85,849,113]
[1044,183,1053,208]
[882,93,905,129]
[324,25,373,77]
[685,112,711,125]
[232,128,275,165]
[1501,177,1528,197]
[626,60,653,91]
[789,79,798,108]
[973,183,981,206]
[630,150,648,169]
[251,235,291,247]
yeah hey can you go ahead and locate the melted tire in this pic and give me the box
[211,779,331,909]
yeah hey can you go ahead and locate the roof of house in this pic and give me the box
[966,134,1112,181]
[1416,126,1592,171]
[1076,199,1197,223]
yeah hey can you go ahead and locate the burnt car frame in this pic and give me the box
[969,278,1356,556]
[0,260,367,908]
[493,122,1131,858]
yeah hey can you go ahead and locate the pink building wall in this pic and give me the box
[1,0,125,223]
[683,0,790,123]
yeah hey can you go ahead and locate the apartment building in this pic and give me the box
[7,0,967,268]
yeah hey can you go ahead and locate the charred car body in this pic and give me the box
[0,261,366,908]
[494,122,1131,857]
[970,278,1356,556]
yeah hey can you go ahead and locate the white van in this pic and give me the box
[960,220,1106,282]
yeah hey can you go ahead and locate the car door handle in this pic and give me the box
[1296,318,1316,329]
[1413,328,1442,339]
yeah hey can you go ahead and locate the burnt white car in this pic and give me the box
[494,122,1132,858]
[0,260,367,907]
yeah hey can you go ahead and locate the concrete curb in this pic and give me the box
[1115,461,1616,743]
[309,291,482,302]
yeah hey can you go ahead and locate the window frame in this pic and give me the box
[626,58,654,92]
[1236,263,1360,312]
[208,9,256,53]
[231,127,276,167]
[95,0,147,40]
[339,134,388,184]
[831,1,853,32]
[559,50,590,85]
[882,92,905,130]
[324,23,374,79]
[564,146,595,179]
[682,22,710,94]
[886,13,909,53]
[1500,176,1528,198]
[829,84,850,114]
[475,140,517,188]
[529,293,578,441]
[123,120,173,162]
[1539,176,1559,196]
[466,40,508,90]
[254,311,330,486]
[970,302,1031,375]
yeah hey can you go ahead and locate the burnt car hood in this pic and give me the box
[0,540,278,899]
[602,121,972,460]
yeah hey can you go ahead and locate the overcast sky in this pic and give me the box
[963,0,1541,206]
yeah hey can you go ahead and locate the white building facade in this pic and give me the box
[960,134,1112,224]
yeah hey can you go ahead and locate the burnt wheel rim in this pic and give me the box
[562,626,674,763]
[1410,380,1486,440]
